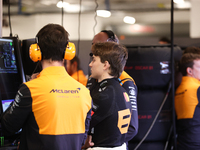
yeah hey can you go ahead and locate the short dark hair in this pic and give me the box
[179,53,200,76]
[183,46,200,55]
[36,24,69,61]
[159,36,171,44]
[91,42,128,78]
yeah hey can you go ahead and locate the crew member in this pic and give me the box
[1,24,92,150]
[83,42,132,149]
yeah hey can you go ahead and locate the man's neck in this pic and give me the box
[42,59,64,69]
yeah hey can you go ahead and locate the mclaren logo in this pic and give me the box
[50,88,81,94]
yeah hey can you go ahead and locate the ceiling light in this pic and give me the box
[123,16,136,24]
[173,0,185,4]
[40,1,56,6]
[64,4,84,13]
[176,1,191,9]
[97,10,111,18]
[56,1,69,8]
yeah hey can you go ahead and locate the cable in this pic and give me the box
[31,61,41,75]
[164,125,173,150]
[61,0,64,26]
[93,0,98,37]
[170,0,177,150]
[76,0,83,82]
[8,0,12,37]
[77,0,82,57]
[25,61,41,81]
[134,82,172,150]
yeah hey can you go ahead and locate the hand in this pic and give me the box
[30,73,40,80]
[81,135,94,149]
[17,142,20,150]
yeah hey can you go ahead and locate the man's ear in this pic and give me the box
[104,61,110,70]
[186,67,192,76]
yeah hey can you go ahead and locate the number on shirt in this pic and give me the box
[118,109,131,134]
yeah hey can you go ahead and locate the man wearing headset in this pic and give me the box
[86,30,138,149]
[1,24,92,150]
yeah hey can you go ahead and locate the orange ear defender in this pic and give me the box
[64,42,76,60]
[29,43,42,62]
[29,42,76,62]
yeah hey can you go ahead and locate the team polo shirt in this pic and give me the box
[1,66,92,150]
[175,76,200,150]
[86,71,138,142]
[119,71,138,141]
[88,78,132,147]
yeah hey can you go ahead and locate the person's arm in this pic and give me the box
[81,135,94,149]
[88,86,115,134]
[86,77,97,91]
[82,101,92,146]
[1,84,32,136]
[122,80,138,141]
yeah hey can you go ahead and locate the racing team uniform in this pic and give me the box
[88,78,132,148]
[119,71,138,141]
[1,66,92,150]
[86,71,138,143]
[71,70,88,86]
[175,76,200,150]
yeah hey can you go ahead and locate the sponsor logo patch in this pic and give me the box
[50,88,81,93]
[123,92,130,102]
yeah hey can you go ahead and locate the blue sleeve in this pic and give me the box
[82,101,92,145]
[122,80,138,141]
[197,87,200,105]
[1,84,32,136]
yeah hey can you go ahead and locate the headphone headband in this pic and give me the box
[101,30,115,39]
[101,30,119,43]
[29,42,76,62]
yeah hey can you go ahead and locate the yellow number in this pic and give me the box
[117,109,131,134]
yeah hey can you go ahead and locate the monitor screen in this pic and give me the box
[0,39,18,73]
[1,99,14,112]
[0,37,25,103]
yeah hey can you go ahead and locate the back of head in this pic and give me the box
[183,46,200,55]
[91,42,128,78]
[179,53,200,76]
[92,30,119,44]
[159,36,171,44]
[36,24,69,61]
